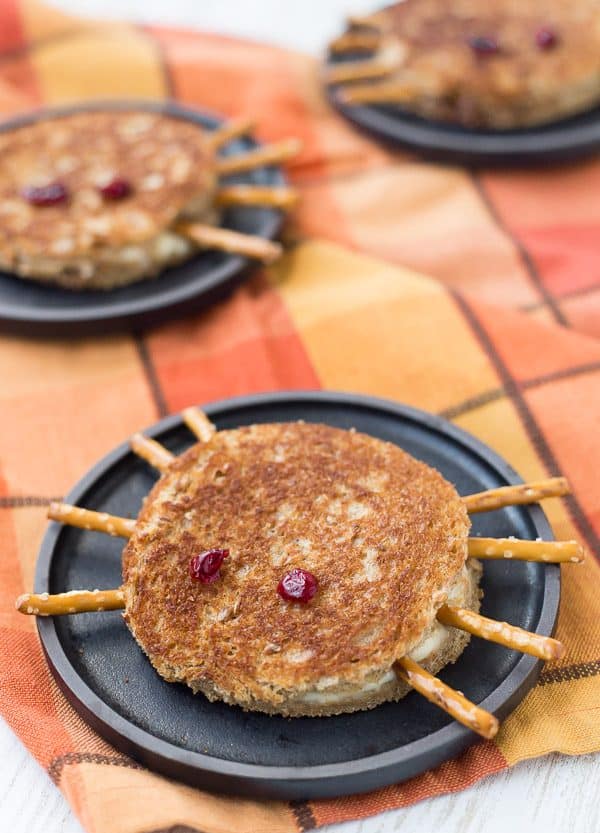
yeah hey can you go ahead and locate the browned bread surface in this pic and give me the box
[347,0,600,127]
[0,110,215,286]
[123,422,471,715]
[195,560,482,717]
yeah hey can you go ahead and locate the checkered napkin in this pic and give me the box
[0,2,599,831]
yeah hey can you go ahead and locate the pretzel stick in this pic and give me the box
[464,478,570,514]
[16,588,125,616]
[182,406,217,443]
[216,185,299,209]
[215,139,302,176]
[178,222,282,264]
[130,433,174,472]
[437,604,565,661]
[468,537,584,563]
[339,79,419,103]
[330,32,382,53]
[48,502,134,538]
[206,117,255,150]
[394,656,499,739]
[347,13,386,30]
[326,59,398,85]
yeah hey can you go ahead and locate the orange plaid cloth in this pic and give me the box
[1,2,599,831]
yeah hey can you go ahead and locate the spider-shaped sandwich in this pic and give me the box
[17,409,583,739]
[0,109,299,289]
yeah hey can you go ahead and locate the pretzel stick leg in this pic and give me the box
[182,406,217,443]
[326,59,398,85]
[395,656,499,739]
[130,433,174,473]
[330,31,382,53]
[468,537,584,563]
[464,477,570,514]
[16,588,125,616]
[215,139,302,176]
[339,79,418,103]
[347,13,386,30]
[48,502,134,538]
[206,117,255,150]
[216,185,299,210]
[437,604,565,661]
[178,222,282,264]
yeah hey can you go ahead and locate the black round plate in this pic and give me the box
[35,391,559,799]
[0,101,284,337]
[326,54,600,166]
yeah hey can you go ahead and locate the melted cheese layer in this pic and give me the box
[292,564,473,707]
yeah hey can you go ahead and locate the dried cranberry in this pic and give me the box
[190,549,229,584]
[277,568,318,603]
[99,177,132,200]
[468,35,499,56]
[535,26,559,50]
[21,182,68,206]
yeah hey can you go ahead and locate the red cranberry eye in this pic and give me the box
[277,568,318,603]
[21,182,68,206]
[190,548,229,584]
[535,26,559,50]
[468,35,499,56]
[99,177,132,200]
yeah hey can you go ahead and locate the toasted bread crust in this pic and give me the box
[352,0,600,128]
[0,110,216,287]
[123,422,471,715]
[191,559,481,716]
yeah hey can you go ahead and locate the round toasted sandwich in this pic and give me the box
[0,110,218,289]
[122,421,480,717]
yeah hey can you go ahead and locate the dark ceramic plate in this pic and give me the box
[325,53,600,165]
[35,391,559,799]
[0,101,284,337]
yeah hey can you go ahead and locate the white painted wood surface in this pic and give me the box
[2,2,598,831]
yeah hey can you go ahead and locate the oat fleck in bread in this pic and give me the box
[123,422,479,717]
[338,0,600,128]
[0,110,216,289]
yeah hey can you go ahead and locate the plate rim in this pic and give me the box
[0,100,284,329]
[35,390,560,793]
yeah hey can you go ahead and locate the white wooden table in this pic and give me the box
[2,2,598,831]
